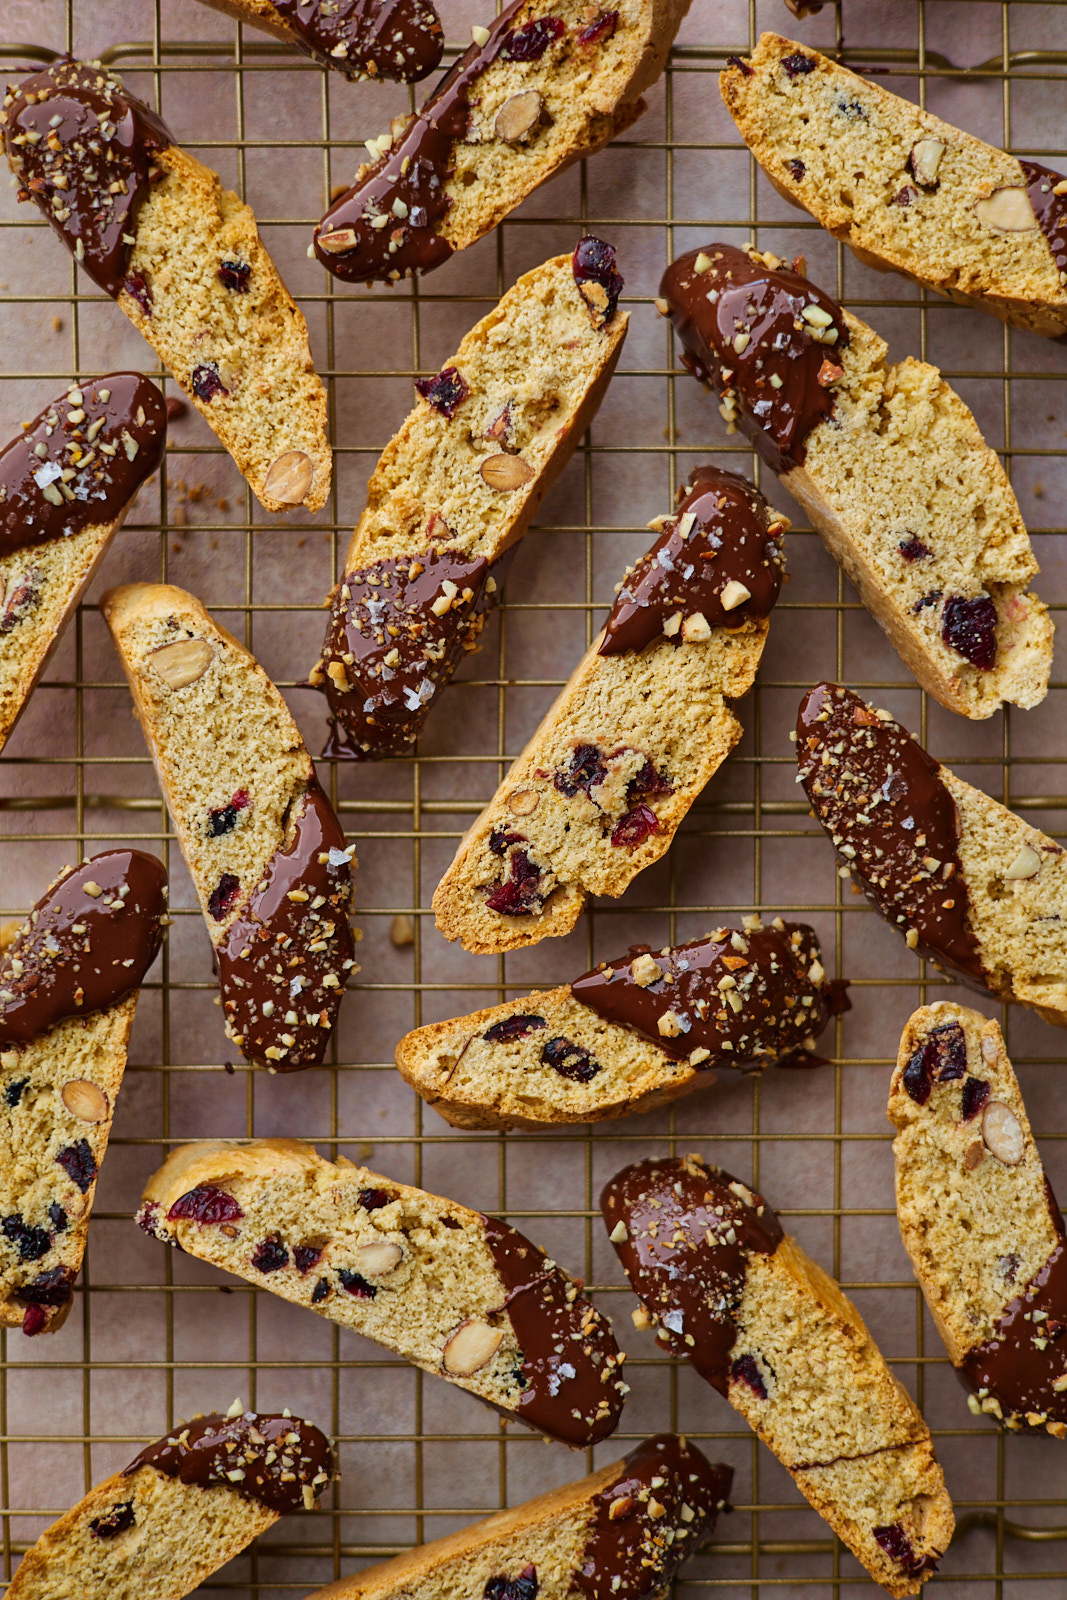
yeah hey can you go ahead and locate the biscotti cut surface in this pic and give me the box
[722,35,1067,339]
[314,0,690,281]
[139,1137,626,1446]
[798,682,1067,1026]
[102,583,356,1070]
[603,1155,953,1597]
[2,60,331,513]
[661,243,1052,719]
[196,0,443,81]
[890,1003,1067,1437]
[312,246,628,759]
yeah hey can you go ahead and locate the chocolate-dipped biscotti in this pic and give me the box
[432,464,786,953]
[196,0,443,82]
[102,583,356,1070]
[8,1403,333,1600]
[0,851,167,1335]
[722,35,1067,340]
[307,1433,730,1600]
[396,916,847,1129]
[2,60,330,513]
[139,1137,626,1446]
[313,0,690,283]
[890,1003,1067,1439]
[798,682,1067,1025]
[602,1154,954,1597]
[311,244,628,759]
[660,243,1052,719]
[0,374,166,755]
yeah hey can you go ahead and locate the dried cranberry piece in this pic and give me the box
[486,845,546,916]
[903,1023,966,1104]
[786,158,806,179]
[891,185,919,207]
[489,828,525,857]
[873,1522,935,1575]
[166,1185,244,1226]
[191,363,228,402]
[294,1244,323,1273]
[208,788,250,837]
[338,1268,377,1299]
[611,803,659,848]
[499,16,564,60]
[913,590,942,613]
[48,1203,67,1234]
[359,1188,394,1212]
[898,536,932,561]
[138,1201,161,1236]
[218,259,251,292]
[0,569,41,635]
[208,872,241,919]
[726,54,753,76]
[781,52,815,77]
[540,1036,600,1083]
[628,760,673,801]
[554,743,607,798]
[4,1078,28,1108]
[730,1352,768,1399]
[484,1566,539,1600]
[90,1502,135,1539]
[961,1076,991,1122]
[17,1265,75,1306]
[483,1014,547,1044]
[21,1304,47,1336]
[311,1278,331,1303]
[251,1233,289,1273]
[124,273,153,315]
[572,235,624,328]
[577,9,616,43]
[942,595,998,670]
[414,365,469,418]
[57,1140,97,1193]
[902,1046,932,1105]
[2,1214,51,1262]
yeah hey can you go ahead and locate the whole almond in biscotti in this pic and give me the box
[1,60,331,513]
[889,1002,1067,1440]
[312,0,693,283]
[602,1153,954,1597]
[310,244,628,759]
[797,682,1067,1025]
[102,583,356,1071]
[432,464,787,954]
[194,0,444,82]
[138,1137,627,1446]
[660,242,1052,719]
[0,851,167,1336]
[722,34,1067,339]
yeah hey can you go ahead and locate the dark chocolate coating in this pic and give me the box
[0,374,166,561]
[2,59,172,299]
[571,920,847,1066]
[796,682,986,986]
[600,466,784,656]
[659,243,849,475]
[217,779,355,1070]
[0,851,167,1047]
[1021,159,1067,282]
[125,1409,333,1515]
[273,0,443,82]
[573,1433,732,1599]
[482,1214,624,1445]
[602,1155,783,1395]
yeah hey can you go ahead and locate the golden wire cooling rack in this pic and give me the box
[2,0,1067,1593]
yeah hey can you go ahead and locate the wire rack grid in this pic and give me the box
[1,0,1067,1594]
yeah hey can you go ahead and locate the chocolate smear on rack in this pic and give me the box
[1020,160,1067,281]
[0,374,166,561]
[2,58,173,299]
[0,851,167,1047]
[600,465,784,656]
[602,1155,782,1395]
[796,682,987,985]
[217,779,355,1070]
[659,243,849,475]
[125,1409,333,1514]
[274,0,444,82]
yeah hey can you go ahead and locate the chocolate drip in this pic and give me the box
[796,682,987,985]
[125,1409,333,1515]
[573,1433,732,1599]
[2,59,172,299]
[0,374,166,560]
[659,244,849,475]
[1021,159,1067,282]
[0,851,167,1047]
[482,1214,625,1445]
[572,921,846,1066]
[217,779,355,1070]
[600,466,784,656]
[601,1155,783,1396]
[274,0,444,82]
[316,547,499,759]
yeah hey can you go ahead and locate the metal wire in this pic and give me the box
[1,0,1067,1593]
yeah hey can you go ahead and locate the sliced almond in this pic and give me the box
[909,139,946,188]
[507,788,539,816]
[263,450,314,507]
[982,1100,1025,1165]
[1004,842,1041,881]
[442,1317,504,1375]
[480,454,534,491]
[317,227,358,253]
[149,638,214,691]
[61,1079,108,1123]
[974,188,1037,233]
[494,90,545,144]
[352,1240,403,1277]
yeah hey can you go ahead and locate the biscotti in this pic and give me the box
[602,1155,954,1597]
[306,1433,730,1600]
[0,851,167,1335]
[8,1404,332,1600]
[313,0,690,282]
[196,0,443,81]
[660,242,1052,718]
[139,1137,626,1445]
[311,245,628,759]
[432,464,786,953]
[889,1002,1067,1438]
[102,583,356,1070]
[396,916,848,1129]
[0,374,166,754]
[2,60,330,513]
[722,35,1067,339]
[798,681,1067,1026]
